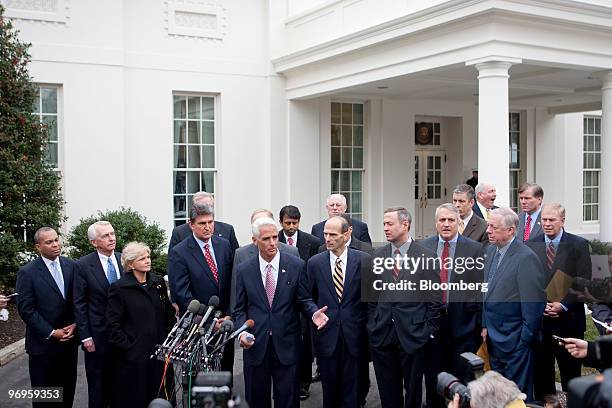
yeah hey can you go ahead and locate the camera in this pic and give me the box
[436,352,485,407]
[568,368,612,408]
[191,371,246,407]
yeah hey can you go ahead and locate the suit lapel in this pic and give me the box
[58,257,71,298]
[91,254,110,290]
[272,254,290,309]
[211,237,224,285]
[37,257,64,300]
[248,256,269,307]
[321,251,340,305]
[487,240,519,294]
[343,249,359,292]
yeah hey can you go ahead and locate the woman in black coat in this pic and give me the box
[106,242,176,408]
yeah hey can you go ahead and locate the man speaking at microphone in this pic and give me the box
[232,217,306,408]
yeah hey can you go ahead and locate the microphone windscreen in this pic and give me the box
[208,295,220,307]
[213,311,222,319]
[197,304,207,315]
[246,319,255,328]
[147,398,172,408]
[192,315,203,325]
[187,299,201,314]
[221,319,234,332]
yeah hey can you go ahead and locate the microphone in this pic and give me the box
[168,300,201,352]
[147,398,172,408]
[163,299,200,347]
[197,296,220,331]
[212,319,253,354]
[203,311,222,340]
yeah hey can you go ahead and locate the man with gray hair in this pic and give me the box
[473,183,498,220]
[167,202,235,372]
[74,221,124,408]
[232,217,306,407]
[448,370,528,408]
[482,207,545,402]
[168,191,239,251]
[311,193,372,244]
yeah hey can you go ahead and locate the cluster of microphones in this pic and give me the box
[152,296,254,369]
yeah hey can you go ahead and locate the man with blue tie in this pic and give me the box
[74,221,123,408]
[17,227,78,408]
[233,217,305,408]
[301,216,371,408]
[517,183,544,242]
[168,203,235,371]
[482,208,546,401]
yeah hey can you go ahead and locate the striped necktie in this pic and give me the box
[333,258,344,302]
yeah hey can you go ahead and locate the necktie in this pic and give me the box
[440,241,450,303]
[203,244,219,284]
[546,242,556,270]
[333,258,344,302]
[107,257,118,284]
[487,250,501,284]
[287,237,294,246]
[523,215,532,242]
[484,208,490,220]
[393,249,401,281]
[50,260,65,298]
[265,264,275,307]
[458,220,465,234]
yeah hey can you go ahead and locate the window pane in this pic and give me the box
[174,146,186,168]
[188,96,201,119]
[331,103,341,124]
[588,118,594,134]
[32,92,40,114]
[331,171,339,192]
[202,121,214,144]
[351,192,362,213]
[45,144,58,167]
[41,88,57,113]
[202,171,214,193]
[593,205,599,220]
[341,147,352,168]
[595,136,601,152]
[202,97,214,120]
[203,145,215,168]
[331,147,341,168]
[584,205,591,221]
[174,195,186,218]
[354,148,363,168]
[352,171,362,191]
[188,121,200,143]
[188,146,201,168]
[42,115,57,141]
[353,104,363,125]
[354,126,363,146]
[341,103,352,125]
[174,95,186,119]
[331,125,341,146]
[187,171,200,193]
[434,122,440,133]
[174,171,186,194]
[595,119,601,134]
[174,121,186,143]
[341,126,352,146]
[340,171,350,191]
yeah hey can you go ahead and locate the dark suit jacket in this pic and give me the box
[74,251,124,354]
[311,217,372,245]
[483,239,546,355]
[517,211,543,242]
[17,256,78,355]
[318,236,374,255]
[419,235,484,340]
[169,221,239,252]
[527,231,592,334]
[367,241,442,353]
[463,213,489,244]
[472,203,498,219]
[301,249,370,358]
[278,229,321,262]
[232,252,305,366]
[168,235,234,314]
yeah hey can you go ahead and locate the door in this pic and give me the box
[414,150,445,239]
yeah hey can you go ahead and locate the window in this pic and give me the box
[583,116,601,221]
[509,112,521,213]
[173,95,216,226]
[32,86,59,170]
[331,102,364,220]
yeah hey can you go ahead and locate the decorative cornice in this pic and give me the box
[2,0,70,25]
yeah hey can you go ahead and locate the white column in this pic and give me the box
[599,71,612,241]
[467,57,521,208]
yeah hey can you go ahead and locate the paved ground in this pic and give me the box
[0,346,384,407]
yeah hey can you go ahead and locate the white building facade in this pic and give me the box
[4,0,612,244]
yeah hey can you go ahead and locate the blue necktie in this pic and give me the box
[487,250,502,284]
[107,258,118,284]
[50,260,65,298]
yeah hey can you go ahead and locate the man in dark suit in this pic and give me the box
[466,169,478,189]
[16,227,78,408]
[420,204,484,408]
[368,207,442,408]
[74,221,124,408]
[277,205,322,400]
[482,208,546,401]
[233,217,305,408]
[453,184,488,244]
[311,193,372,244]
[168,191,239,251]
[472,183,498,220]
[300,216,371,408]
[528,203,592,401]
[168,202,234,371]
[517,182,544,242]
[317,213,374,255]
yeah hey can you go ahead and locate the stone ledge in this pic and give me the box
[0,338,25,367]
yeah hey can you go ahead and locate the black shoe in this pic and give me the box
[299,387,310,401]
[311,370,321,383]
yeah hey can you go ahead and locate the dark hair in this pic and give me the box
[338,213,352,227]
[190,203,214,222]
[518,182,544,199]
[34,227,56,244]
[453,184,475,201]
[279,205,301,222]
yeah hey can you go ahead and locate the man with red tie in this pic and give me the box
[168,202,235,371]
[517,183,544,242]
[419,204,484,407]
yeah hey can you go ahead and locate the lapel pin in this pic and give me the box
[281,269,286,274]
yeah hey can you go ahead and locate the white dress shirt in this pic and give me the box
[97,251,121,281]
[259,250,281,288]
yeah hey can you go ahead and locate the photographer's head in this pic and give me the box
[467,371,526,408]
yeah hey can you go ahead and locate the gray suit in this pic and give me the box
[517,211,542,242]
[230,242,299,309]
[462,213,488,244]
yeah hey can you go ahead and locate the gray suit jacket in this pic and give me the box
[517,211,542,242]
[230,242,299,309]
[463,213,488,244]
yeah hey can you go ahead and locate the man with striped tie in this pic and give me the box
[300,216,372,408]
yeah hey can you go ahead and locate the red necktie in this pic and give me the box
[546,242,556,270]
[203,243,219,284]
[440,241,450,303]
[523,215,532,242]
[287,237,294,246]
[393,249,401,281]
